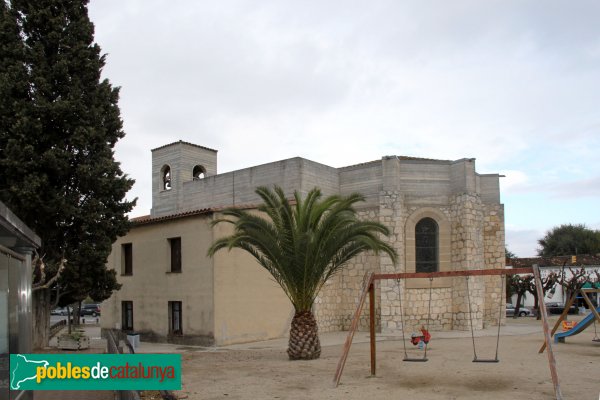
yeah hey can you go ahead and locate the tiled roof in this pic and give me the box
[130,209,213,226]
[508,255,600,267]
[129,201,273,227]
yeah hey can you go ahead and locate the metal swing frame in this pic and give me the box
[332,265,563,400]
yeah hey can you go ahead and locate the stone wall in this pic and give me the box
[483,203,506,326]
[449,193,485,330]
[315,208,381,332]
[314,191,506,335]
[381,285,454,333]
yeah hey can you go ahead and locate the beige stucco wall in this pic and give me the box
[211,212,294,346]
[102,214,215,345]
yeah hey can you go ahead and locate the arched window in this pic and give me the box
[192,165,206,180]
[415,217,438,273]
[161,165,172,191]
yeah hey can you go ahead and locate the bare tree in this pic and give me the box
[509,275,533,318]
[526,271,558,319]
[555,265,592,303]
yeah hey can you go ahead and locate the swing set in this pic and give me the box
[332,265,564,400]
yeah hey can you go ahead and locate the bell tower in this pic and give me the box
[151,141,217,216]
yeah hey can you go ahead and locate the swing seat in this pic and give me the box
[472,358,499,363]
[592,339,600,343]
[403,357,428,362]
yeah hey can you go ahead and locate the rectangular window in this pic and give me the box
[169,237,182,273]
[168,301,182,335]
[121,301,133,331]
[121,243,133,275]
[415,218,439,273]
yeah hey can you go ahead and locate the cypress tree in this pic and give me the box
[0,0,135,347]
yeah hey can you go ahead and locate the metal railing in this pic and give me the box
[49,319,66,338]
[103,329,177,400]
[104,329,141,400]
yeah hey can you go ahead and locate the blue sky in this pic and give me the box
[88,0,600,257]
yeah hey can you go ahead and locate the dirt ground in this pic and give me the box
[176,317,599,400]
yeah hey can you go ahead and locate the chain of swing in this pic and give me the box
[395,277,432,362]
[395,275,504,363]
[466,276,504,363]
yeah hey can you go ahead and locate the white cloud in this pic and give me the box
[89,0,600,235]
[499,170,529,194]
[505,227,544,258]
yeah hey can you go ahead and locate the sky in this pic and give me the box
[87,0,600,257]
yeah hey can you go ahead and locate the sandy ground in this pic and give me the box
[175,316,599,400]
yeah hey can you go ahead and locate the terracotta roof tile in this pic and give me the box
[508,254,600,267]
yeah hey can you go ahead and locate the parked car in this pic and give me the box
[80,304,101,317]
[545,302,579,315]
[506,304,532,317]
[51,307,70,316]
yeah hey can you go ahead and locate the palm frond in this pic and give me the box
[208,185,398,311]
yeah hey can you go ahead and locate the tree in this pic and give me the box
[505,247,516,259]
[526,271,557,320]
[208,186,397,360]
[537,224,600,257]
[555,265,593,307]
[508,275,532,318]
[0,0,135,347]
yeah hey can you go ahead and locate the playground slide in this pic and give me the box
[554,306,600,343]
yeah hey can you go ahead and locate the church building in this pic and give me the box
[101,141,505,345]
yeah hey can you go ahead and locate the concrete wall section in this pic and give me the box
[299,159,340,197]
[181,158,338,211]
[339,161,382,207]
[398,160,452,205]
[450,159,477,194]
[478,174,502,204]
[182,173,236,210]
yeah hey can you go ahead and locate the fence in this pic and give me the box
[48,319,66,338]
[104,329,141,400]
[103,329,177,400]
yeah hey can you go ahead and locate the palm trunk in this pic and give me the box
[287,310,321,360]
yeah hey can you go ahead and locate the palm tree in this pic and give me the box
[208,186,397,360]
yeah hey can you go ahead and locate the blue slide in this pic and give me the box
[554,306,600,343]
